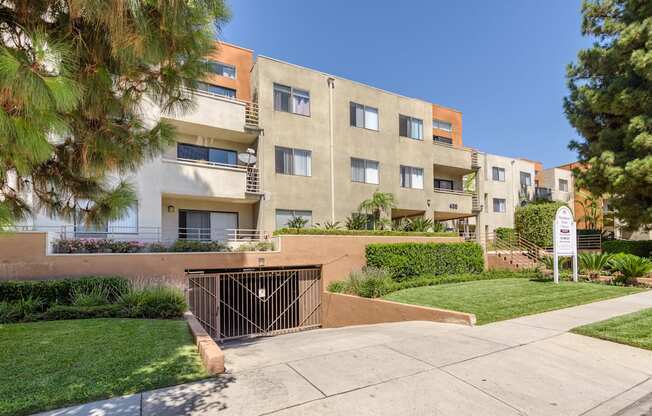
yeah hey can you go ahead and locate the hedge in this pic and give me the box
[495,227,516,241]
[603,240,652,258]
[274,228,457,237]
[42,304,124,320]
[0,277,130,306]
[365,242,484,280]
[515,202,566,247]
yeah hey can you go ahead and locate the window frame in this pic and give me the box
[492,167,506,182]
[350,157,380,184]
[400,165,424,189]
[434,178,455,190]
[433,118,453,132]
[399,115,424,140]
[273,83,311,116]
[350,102,379,131]
[520,171,532,187]
[493,198,507,213]
[75,203,139,235]
[559,178,569,192]
[177,143,238,167]
[433,135,453,145]
[207,60,236,79]
[275,209,313,229]
[275,146,312,177]
[196,81,236,99]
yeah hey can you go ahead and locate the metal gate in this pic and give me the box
[188,267,321,341]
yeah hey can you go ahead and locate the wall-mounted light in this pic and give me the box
[167,205,175,213]
[427,199,431,207]
[258,257,265,267]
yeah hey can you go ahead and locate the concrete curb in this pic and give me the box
[184,312,225,375]
[321,292,476,327]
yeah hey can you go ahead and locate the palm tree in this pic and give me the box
[358,191,397,230]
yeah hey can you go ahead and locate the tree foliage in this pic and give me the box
[514,202,566,247]
[564,0,652,229]
[0,0,230,226]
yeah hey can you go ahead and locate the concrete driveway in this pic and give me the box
[42,290,652,416]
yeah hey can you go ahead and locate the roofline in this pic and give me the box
[255,55,463,114]
[215,40,254,53]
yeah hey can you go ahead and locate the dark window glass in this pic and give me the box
[399,115,408,137]
[177,143,237,166]
[433,136,453,145]
[197,82,236,98]
[434,179,454,190]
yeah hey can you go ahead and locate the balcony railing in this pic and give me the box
[180,87,259,129]
[245,101,259,127]
[169,158,262,195]
[246,166,261,193]
[535,187,552,201]
[433,186,474,195]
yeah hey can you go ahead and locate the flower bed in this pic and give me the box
[273,227,458,237]
[52,238,231,254]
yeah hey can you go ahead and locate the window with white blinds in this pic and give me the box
[400,165,424,189]
[350,102,379,130]
[351,158,379,184]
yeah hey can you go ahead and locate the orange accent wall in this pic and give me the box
[203,42,254,101]
[432,105,463,147]
[558,161,603,229]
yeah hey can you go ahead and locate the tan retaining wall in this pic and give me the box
[321,292,476,327]
[0,232,461,287]
[184,312,225,374]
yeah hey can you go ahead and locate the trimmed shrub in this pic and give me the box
[0,296,44,323]
[0,277,129,306]
[327,281,347,293]
[169,240,231,252]
[234,241,275,252]
[42,304,123,320]
[515,202,566,247]
[578,252,613,279]
[53,239,146,254]
[609,255,652,285]
[495,227,516,242]
[602,240,652,258]
[365,242,484,280]
[274,228,457,237]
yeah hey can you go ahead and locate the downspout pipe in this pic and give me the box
[327,77,335,222]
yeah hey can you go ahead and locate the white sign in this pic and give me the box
[553,206,578,283]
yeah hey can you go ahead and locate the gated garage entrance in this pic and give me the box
[187,267,321,341]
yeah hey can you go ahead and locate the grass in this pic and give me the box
[383,278,644,325]
[572,308,652,351]
[0,318,209,416]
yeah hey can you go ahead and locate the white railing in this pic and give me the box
[184,87,259,128]
[227,229,270,241]
[246,166,261,193]
[433,187,474,196]
[167,158,262,194]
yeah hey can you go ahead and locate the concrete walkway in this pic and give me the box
[39,291,652,416]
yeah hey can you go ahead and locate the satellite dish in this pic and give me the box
[238,152,257,165]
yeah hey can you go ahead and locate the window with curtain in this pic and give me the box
[434,179,454,190]
[177,143,237,166]
[520,172,532,187]
[275,146,311,176]
[400,165,424,189]
[433,119,453,132]
[275,209,312,229]
[493,198,506,213]
[492,167,506,182]
[351,158,379,184]
[196,82,236,98]
[207,61,236,79]
[399,115,423,140]
[274,83,310,116]
[559,178,569,192]
[350,102,379,131]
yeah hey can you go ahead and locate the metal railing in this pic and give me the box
[167,158,262,194]
[246,166,261,193]
[245,101,259,127]
[577,233,601,250]
[486,232,548,268]
[472,195,482,212]
[471,150,480,169]
[432,187,474,196]
[535,187,553,201]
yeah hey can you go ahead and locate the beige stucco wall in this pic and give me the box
[541,167,574,207]
[253,57,475,231]
[0,233,462,287]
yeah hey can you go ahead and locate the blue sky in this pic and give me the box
[220,1,589,168]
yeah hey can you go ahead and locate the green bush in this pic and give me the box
[42,304,123,320]
[0,296,44,323]
[609,255,652,285]
[0,277,129,306]
[118,286,187,319]
[515,202,566,247]
[234,241,275,252]
[71,286,110,307]
[274,228,457,237]
[602,240,652,258]
[327,267,394,298]
[365,242,484,280]
[169,240,231,252]
[327,281,347,293]
[579,252,613,278]
[495,227,516,241]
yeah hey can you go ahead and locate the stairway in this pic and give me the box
[486,233,547,271]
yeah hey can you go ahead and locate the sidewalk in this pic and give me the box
[38,290,652,416]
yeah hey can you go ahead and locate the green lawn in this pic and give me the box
[572,308,652,351]
[383,278,644,325]
[0,318,209,416]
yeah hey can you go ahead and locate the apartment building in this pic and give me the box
[18,41,576,244]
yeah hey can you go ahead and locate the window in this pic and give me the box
[75,204,138,234]
[434,178,454,190]
[493,198,506,213]
[275,146,312,176]
[559,178,569,192]
[351,158,379,184]
[196,82,236,99]
[433,136,453,145]
[177,143,237,166]
[400,165,424,189]
[276,209,312,229]
[520,172,532,187]
[207,61,236,79]
[350,102,379,130]
[274,83,310,116]
[399,115,423,140]
[433,119,453,132]
[492,167,506,182]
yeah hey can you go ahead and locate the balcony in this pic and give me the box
[432,187,476,220]
[535,187,553,201]
[160,158,261,200]
[157,90,260,144]
[432,141,478,173]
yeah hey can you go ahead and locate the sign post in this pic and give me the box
[553,206,578,284]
